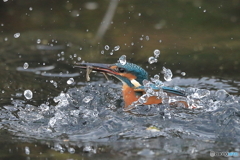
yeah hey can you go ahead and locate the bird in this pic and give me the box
[75,62,187,110]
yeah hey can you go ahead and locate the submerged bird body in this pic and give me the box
[75,62,186,109]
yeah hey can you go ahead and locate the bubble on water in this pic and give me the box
[14,33,20,38]
[110,52,113,55]
[23,62,29,69]
[3,0,8,2]
[25,146,30,155]
[29,7,33,11]
[114,45,120,51]
[67,78,74,85]
[148,56,157,64]
[153,49,160,58]
[104,45,110,50]
[77,57,81,61]
[118,55,126,65]
[101,50,104,54]
[68,147,75,154]
[53,143,65,153]
[162,67,172,81]
[215,89,228,100]
[83,96,94,103]
[50,80,58,88]
[24,90,33,100]
[83,146,96,153]
[181,72,186,76]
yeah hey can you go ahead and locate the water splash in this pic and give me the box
[13,33,20,38]
[1,79,240,157]
[67,78,74,85]
[114,45,120,51]
[104,45,110,50]
[162,67,172,81]
[148,56,157,64]
[181,72,186,76]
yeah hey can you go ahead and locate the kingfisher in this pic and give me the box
[75,62,187,110]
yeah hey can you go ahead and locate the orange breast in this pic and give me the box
[122,85,162,109]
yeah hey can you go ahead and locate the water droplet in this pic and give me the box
[24,90,33,100]
[114,45,120,51]
[50,80,58,88]
[48,117,56,127]
[23,62,29,69]
[119,55,126,65]
[153,49,160,58]
[181,72,186,76]
[153,74,159,80]
[14,33,20,38]
[138,13,141,16]
[67,78,74,84]
[25,146,30,155]
[148,56,157,64]
[146,36,150,41]
[29,7,33,11]
[83,96,93,103]
[104,45,110,50]
[203,9,206,12]
[162,67,172,81]
[3,0,8,2]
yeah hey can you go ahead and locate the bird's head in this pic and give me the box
[75,62,148,88]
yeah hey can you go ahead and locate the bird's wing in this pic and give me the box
[162,86,185,96]
[134,85,185,97]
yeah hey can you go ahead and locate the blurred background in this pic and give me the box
[0,0,240,159]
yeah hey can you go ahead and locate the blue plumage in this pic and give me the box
[114,62,185,97]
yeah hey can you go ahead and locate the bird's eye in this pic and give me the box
[118,67,125,73]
